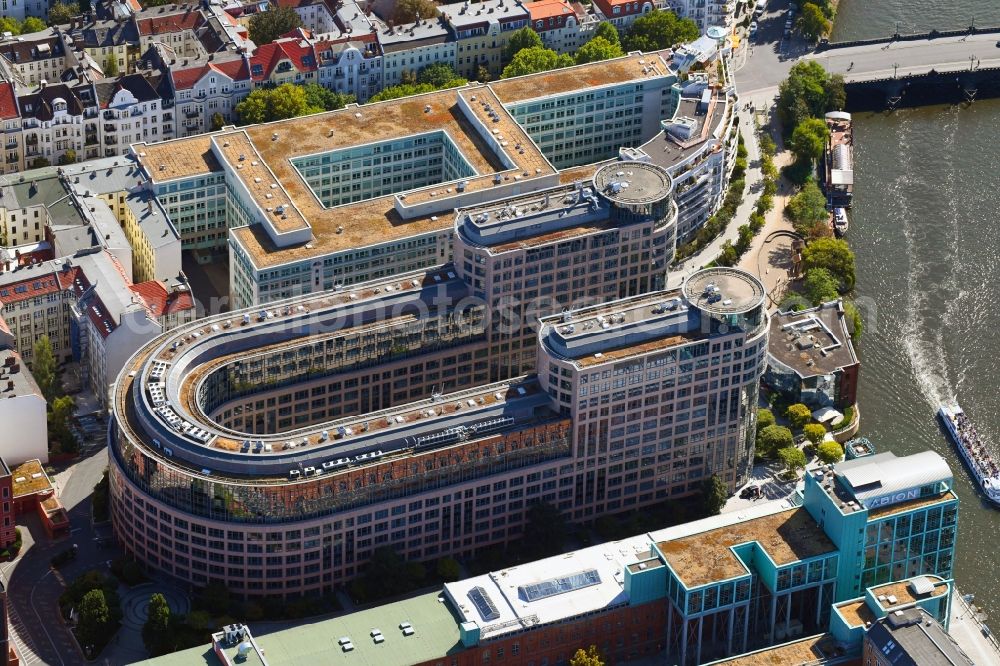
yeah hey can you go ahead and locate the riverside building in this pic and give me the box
[128,49,738,307]
[139,449,961,666]
[109,266,768,598]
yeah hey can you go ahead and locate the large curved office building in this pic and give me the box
[110,264,769,597]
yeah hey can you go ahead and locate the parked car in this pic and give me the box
[749,21,758,36]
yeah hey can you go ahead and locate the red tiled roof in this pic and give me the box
[130,280,195,318]
[592,0,648,15]
[278,27,313,40]
[0,264,87,307]
[0,82,17,120]
[136,10,203,37]
[250,40,316,80]
[526,0,576,22]
[171,58,250,91]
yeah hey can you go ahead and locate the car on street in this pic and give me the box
[749,21,758,37]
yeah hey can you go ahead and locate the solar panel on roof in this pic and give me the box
[518,569,602,602]
[468,586,500,621]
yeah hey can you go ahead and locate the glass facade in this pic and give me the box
[291,131,478,208]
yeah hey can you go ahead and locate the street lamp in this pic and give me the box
[892,63,899,78]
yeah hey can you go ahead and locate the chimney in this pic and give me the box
[6,380,12,392]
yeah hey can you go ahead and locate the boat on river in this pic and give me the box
[823,111,854,208]
[939,403,1000,506]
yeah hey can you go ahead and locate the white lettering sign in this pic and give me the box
[866,488,920,509]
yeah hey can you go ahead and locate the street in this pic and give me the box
[4,448,115,666]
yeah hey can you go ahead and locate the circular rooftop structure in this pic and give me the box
[593,162,673,206]
[683,267,766,315]
[707,25,728,40]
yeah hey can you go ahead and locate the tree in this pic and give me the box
[416,63,465,89]
[503,26,543,61]
[802,237,856,291]
[501,47,574,79]
[594,21,620,47]
[777,446,807,474]
[757,425,793,458]
[803,423,826,446]
[435,556,461,582]
[476,64,491,83]
[789,117,829,163]
[49,396,76,454]
[786,403,812,430]
[622,9,699,53]
[735,224,753,256]
[301,83,354,111]
[843,300,863,341]
[48,1,78,25]
[248,6,302,46]
[785,180,829,238]
[522,501,568,559]
[393,0,438,24]
[77,589,112,649]
[0,18,21,36]
[142,593,172,656]
[105,56,119,77]
[777,61,841,132]
[803,268,840,305]
[700,473,728,516]
[210,112,226,131]
[32,335,58,401]
[816,440,844,464]
[570,645,605,666]
[195,581,231,616]
[236,83,321,124]
[58,149,77,165]
[798,2,831,42]
[575,36,624,65]
[30,156,50,169]
[368,82,437,103]
[757,408,775,430]
[22,17,47,33]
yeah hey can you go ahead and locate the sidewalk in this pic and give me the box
[948,587,1000,664]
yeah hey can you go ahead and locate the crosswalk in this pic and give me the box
[8,605,43,665]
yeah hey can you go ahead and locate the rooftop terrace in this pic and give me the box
[224,86,554,267]
[490,51,671,103]
[656,507,835,589]
[769,301,859,378]
[708,633,847,665]
[11,459,52,498]
[870,577,950,612]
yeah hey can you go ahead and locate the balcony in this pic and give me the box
[104,123,116,132]
[24,135,39,146]
[163,113,173,122]
[5,155,18,164]
[104,136,118,145]
[85,134,99,146]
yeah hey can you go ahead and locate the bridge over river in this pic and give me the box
[736,15,1000,99]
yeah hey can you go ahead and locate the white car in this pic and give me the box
[749,21,758,36]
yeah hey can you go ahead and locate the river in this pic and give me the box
[851,99,1000,618]
[831,0,1000,41]
[828,0,1000,620]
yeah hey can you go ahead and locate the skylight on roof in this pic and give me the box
[519,568,601,602]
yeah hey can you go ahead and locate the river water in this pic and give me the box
[827,0,1000,620]
[831,0,1000,41]
[850,100,1000,618]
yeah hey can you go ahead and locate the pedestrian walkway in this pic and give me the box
[8,605,44,665]
[948,587,1000,665]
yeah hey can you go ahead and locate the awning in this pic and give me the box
[812,406,843,424]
